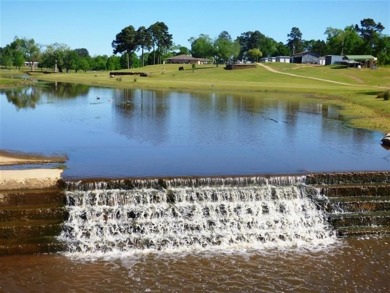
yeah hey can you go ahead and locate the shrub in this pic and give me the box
[376,90,390,100]
[384,90,390,101]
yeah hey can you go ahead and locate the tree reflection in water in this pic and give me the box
[1,82,90,109]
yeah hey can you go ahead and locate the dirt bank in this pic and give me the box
[0,151,65,190]
[0,169,63,190]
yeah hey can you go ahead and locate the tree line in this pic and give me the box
[0,18,389,72]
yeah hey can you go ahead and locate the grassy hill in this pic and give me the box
[1,63,390,132]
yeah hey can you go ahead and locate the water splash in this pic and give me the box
[58,176,337,257]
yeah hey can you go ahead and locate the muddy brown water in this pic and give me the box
[0,236,389,292]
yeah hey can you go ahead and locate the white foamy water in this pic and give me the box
[58,176,337,258]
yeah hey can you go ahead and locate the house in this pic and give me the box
[291,52,320,64]
[165,54,210,64]
[276,56,291,63]
[325,55,344,65]
[24,61,39,68]
[260,56,290,63]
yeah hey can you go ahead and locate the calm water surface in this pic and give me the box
[1,83,389,178]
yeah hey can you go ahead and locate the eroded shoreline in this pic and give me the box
[0,151,66,190]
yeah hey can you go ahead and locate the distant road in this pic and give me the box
[257,63,352,86]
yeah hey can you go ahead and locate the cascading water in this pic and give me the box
[58,176,337,256]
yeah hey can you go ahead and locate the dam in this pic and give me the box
[1,171,390,256]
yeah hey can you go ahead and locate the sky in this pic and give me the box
[1,0,389,56]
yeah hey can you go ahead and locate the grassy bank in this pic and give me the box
[1,63,390,132]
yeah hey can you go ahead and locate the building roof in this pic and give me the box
[343,55,376,61]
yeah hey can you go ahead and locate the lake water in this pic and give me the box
[0,82,389,178]
[1,82,390,292]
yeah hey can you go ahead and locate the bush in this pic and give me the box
[384,90,390,101]
[376,90,390,100]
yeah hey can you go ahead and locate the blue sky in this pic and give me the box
[1,0,389,56]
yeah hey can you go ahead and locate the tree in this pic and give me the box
[90,55,108,71]
[189,34,214,59]
[236,30,279,60]
[74,48,90,58]
[63,49,78,73]
[112,25,137,68]
[0,47,13,69]
[355,18,385,54]
[376,35,390,65]
[325,25,363,55]
[14,37,40,71]
[106,55,121,70]
[148,21,173,64]
[77,58,90,72]
[73,48,91,73]
[275,42,290,56]
[287,27,303,54]
[40,43,70,72]
[13,50,25,69]
[304,39,327,56]
[171,44,191,56]
[136,26,152,66]
[247,48,262,62]
[214,31,240,64]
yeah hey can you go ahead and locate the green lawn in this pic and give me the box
[1,63,390,132]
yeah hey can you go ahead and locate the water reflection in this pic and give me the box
[0,83,388,178]
[1,82,90,109]
[2,87,40,109]
[113,89,352,148]
[115,89,169,145]
[42,82,90,99]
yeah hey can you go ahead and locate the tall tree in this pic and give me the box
[355,18,385,54]
[287,27,303,55]
[148,21,172,64]
[112,25,137,69]
[136,26,152,66]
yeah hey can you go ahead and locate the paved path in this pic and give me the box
[257,63,352,86]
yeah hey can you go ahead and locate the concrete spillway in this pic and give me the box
[1,172,390,256]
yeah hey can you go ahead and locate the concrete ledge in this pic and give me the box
[0,169,63,190]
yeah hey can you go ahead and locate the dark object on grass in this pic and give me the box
[381,133,390,146]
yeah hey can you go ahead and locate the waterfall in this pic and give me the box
[58,176,337,256]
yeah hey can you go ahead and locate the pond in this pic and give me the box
[0,82,389,178]
[1,82,390,292]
